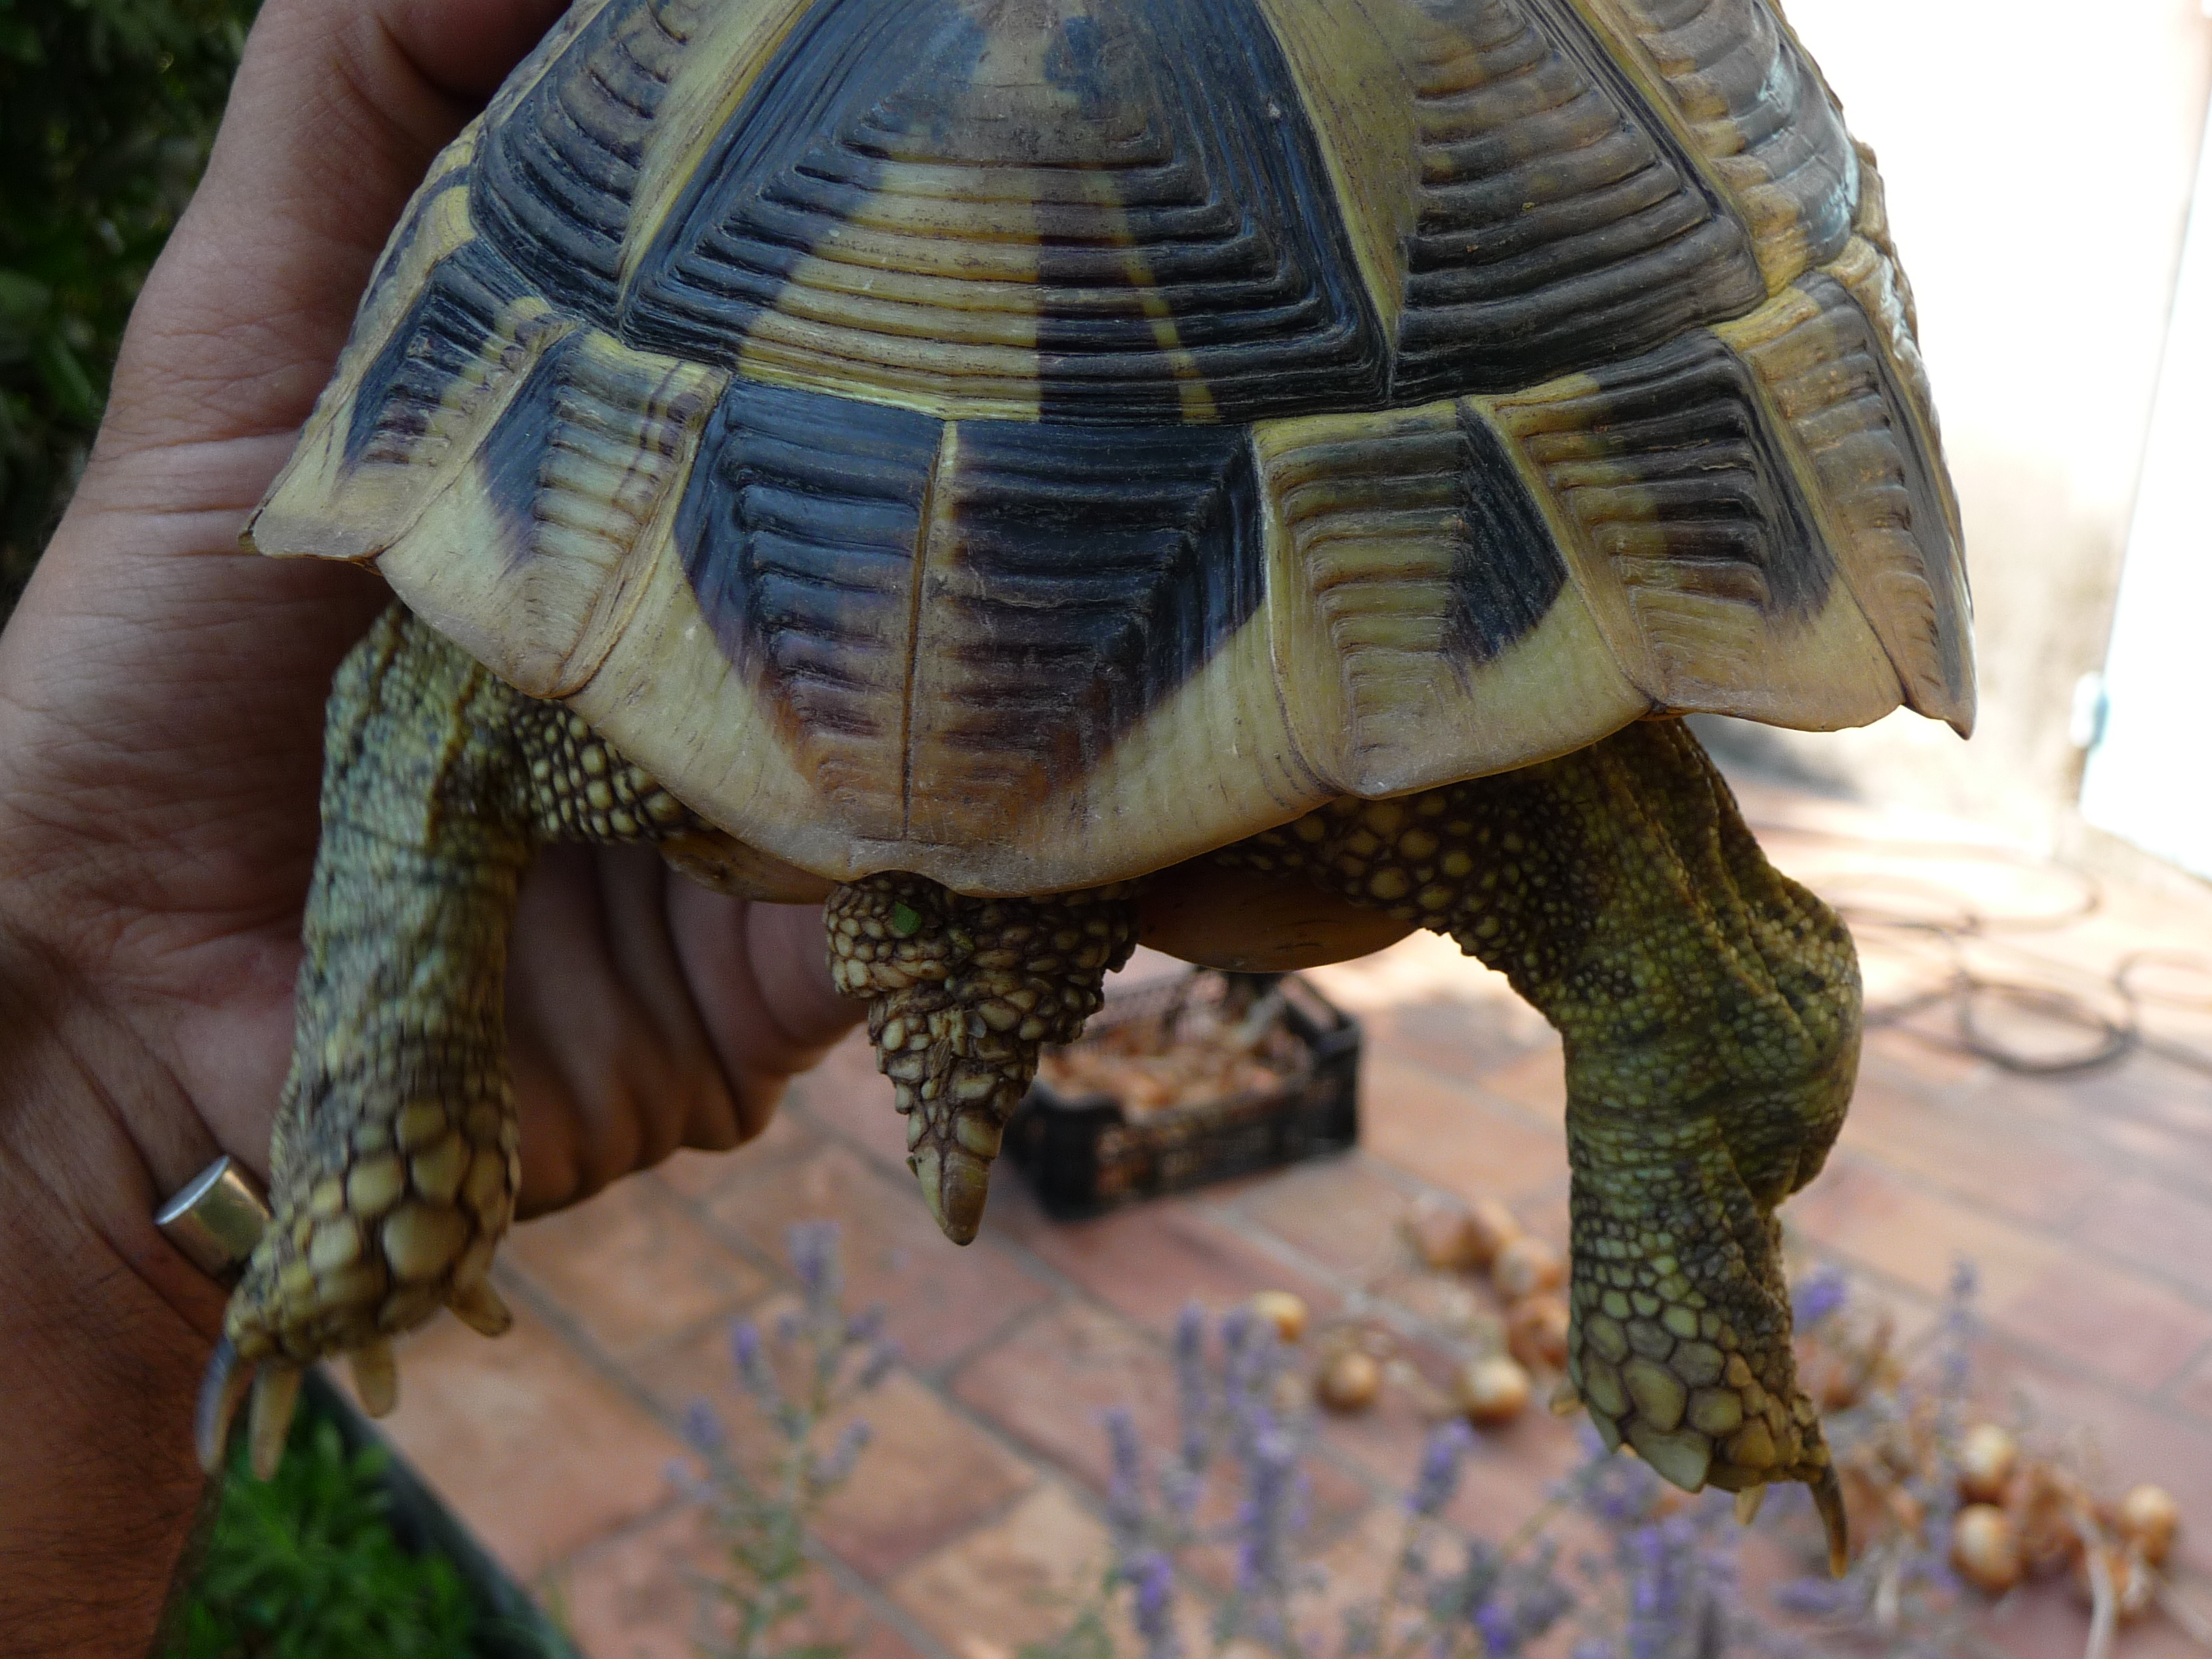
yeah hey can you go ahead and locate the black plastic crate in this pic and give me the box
[1004,970,1361,1218]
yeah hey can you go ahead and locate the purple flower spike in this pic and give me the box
[812,1419,873,1486]
[682,1398,726,1455]
[731,1319,780,1408]
[1173,1303,1211,1481]
[1473,1601,1519,1657]
[1791,1267,1849,1330]
[1130,1549,1181,1659]
[787,1219,843,1320]
[1105,1407,1149,1556]
[1410,1420,1475,1517]
[856,1337,900,1391]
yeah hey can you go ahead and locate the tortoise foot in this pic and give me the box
[200,1060,520,1475]
[1561,1059,1856,1573]
[827,876,1139,1244]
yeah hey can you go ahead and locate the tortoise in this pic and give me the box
[203,0,1972,1568]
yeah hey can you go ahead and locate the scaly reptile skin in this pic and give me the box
[209,613,1853,1571]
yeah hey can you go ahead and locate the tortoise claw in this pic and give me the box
[449,1277,513,1338]
[248,1364,304,1481]
[1734,1486,1766,1526]
[195,1335,253,1475]
[349,1338,399,1418]
[1812,1464,1850,1577]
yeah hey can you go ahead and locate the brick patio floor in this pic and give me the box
[348,774,2212,1659]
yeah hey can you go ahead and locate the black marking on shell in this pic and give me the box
[673,377,939,805]
[1521,330,1829,620]
[1450,408,1571,663]
[478,331,713,573]
[1263,409,1566,681]
[621,0,1387,423]
[915,421,1265,799]
[472,0,713,320]
[1393,0,1766,401]
[344,240,534,472]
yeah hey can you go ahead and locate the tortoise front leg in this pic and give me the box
[1222,721,1856,1568]
[203,604,720,1475]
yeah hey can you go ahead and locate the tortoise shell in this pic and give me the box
[248,0,1972,895]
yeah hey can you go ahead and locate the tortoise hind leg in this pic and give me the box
[827,876,1139,1243]
[1219,721,1857,1571]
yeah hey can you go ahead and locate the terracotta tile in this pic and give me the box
[1475,1044,1568,1122]
[2175,1349,2212,1425]
[506,1179,771,1361]
[886,1481,1115,1651]
[953,1299,1179,1491]
[2071,1176,2212,1302]
[366,1299,684,1578]
[811,1373,1039,1580]
[1835,1072,2100,1231]
[1005,1198,1340,1338]
[1359,1052,1568,1205]
[1349,993,1547,1084]
[1786,1155,2059,1307]
[559,1504,922,1659]
[704,1141,1051,1372]
[1232,1153,1417,1284]
[1992,1253,2212,1394]
[2015,1059,2212,1189]
[1858,1020,1992,1088]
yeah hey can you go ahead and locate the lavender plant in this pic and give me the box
[1765,1261,1983,1654]
[672,1222,899,1659]
[1036,1304,1580,1659]
[1046,1267,2007,1659]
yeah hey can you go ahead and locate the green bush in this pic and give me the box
[0,0,260,596]
[168,1408,478,1659]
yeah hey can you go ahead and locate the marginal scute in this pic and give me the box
[1715,249,1971,730]
[1477,327,1902,725]
[1391,0,1767,398]
[673,375,941,842]
[905,420,1265,842]
[1575,0,1858,289]
[380,327,726,699]
[1255,400,1645,796]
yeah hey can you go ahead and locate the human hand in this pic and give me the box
[0,3,854,1647]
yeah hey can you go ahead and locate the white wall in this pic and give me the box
[1702,0,2212,845]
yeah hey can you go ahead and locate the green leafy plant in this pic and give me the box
[0,0,260,592]
[167,1406,477,1659]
